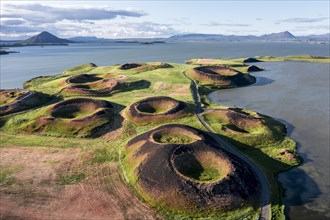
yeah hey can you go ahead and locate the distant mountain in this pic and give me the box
[21,31,73,45]
[2,31,328,47]
[168,31,298,42]
[260,31,296,40]
[297,33,330,42]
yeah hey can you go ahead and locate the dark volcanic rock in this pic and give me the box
[119,63,142,70]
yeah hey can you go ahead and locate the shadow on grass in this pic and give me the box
[89,102,125,138]
[113,80,151,94]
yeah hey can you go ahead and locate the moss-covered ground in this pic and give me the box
[1,56,325,219]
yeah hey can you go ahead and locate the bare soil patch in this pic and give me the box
[0,147,160,220]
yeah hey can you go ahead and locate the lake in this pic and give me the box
[1,42,329,219]
[209,61,330,220]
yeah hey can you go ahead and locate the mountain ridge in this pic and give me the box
[2,31,329,45]
[69,31,328,43]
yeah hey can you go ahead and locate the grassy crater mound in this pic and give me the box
[50,98,109,120]
[122,124,260,215]
[63,78,119,96]
[126,96,190,124]
[187,66,256,87]
[202,107,287,146]
[0,89,50,116]
[27,98,117,137]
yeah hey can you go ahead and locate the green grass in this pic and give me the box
[88,147,118,164]
[198,166,220,181]
[0,165,21,186]
[177,158,220,182]
[58,172,86,185]
[0,132,115,149]
[153,133,196,144]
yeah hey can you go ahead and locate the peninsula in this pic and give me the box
[1,56,328,219]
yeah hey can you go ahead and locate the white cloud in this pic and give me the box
[1,3,147,24]
[203,22,250,27]
[0,3,183,39]
[278,17,329,23]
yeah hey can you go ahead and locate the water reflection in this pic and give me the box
[252,76,275,87]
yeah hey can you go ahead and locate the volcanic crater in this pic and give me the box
[125,96,190,124]
[31,98,117,137]
[123,124,260,214]
[202,107,286,146]
[188,66,256,87]
[62,74,119,96]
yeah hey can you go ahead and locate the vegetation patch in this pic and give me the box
[151,126,201,144]
[187,66,256,87]
[58,172,86,185]
[255,55,330,63]
[173,150,230,183]
[122,124,260,216]
[0,165,20,186]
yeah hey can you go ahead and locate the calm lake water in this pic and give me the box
[1,42,329,219]
[209,62,330,220]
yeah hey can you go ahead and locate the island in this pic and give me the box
[0,56,328,219]
[0,50,19,55]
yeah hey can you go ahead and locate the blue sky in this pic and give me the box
[1,1,329,39]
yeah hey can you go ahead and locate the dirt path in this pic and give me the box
[0,147,161,220]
